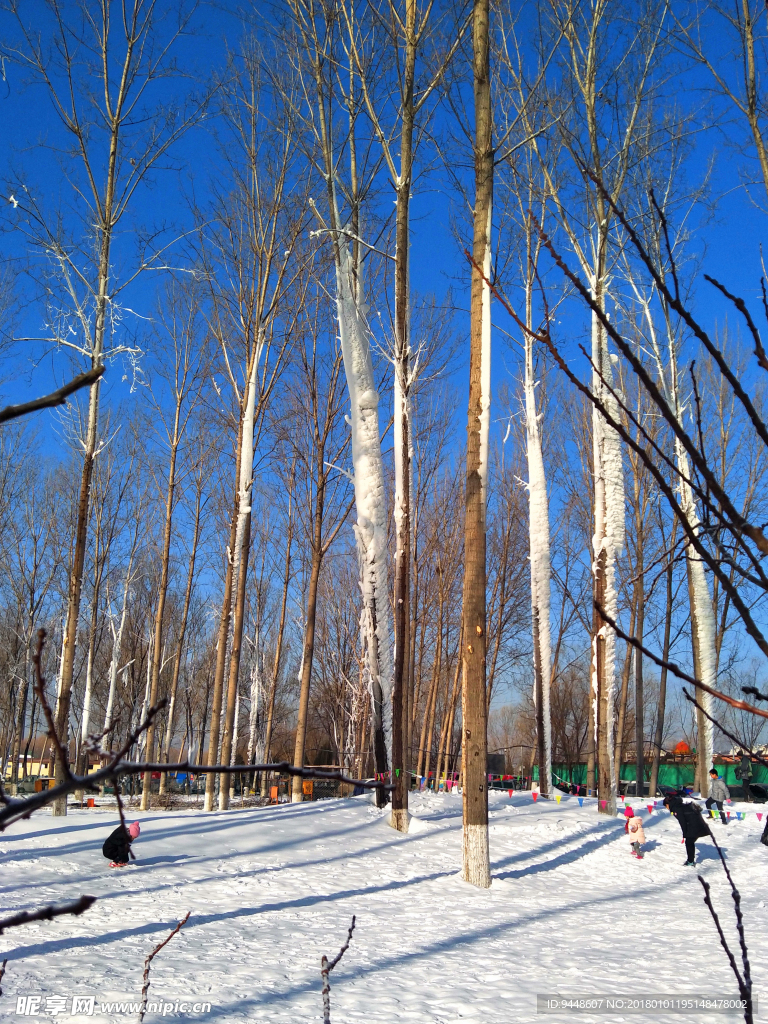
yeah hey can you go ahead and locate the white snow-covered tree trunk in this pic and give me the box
[591,303,625,816]
[137,635,153,759]
[335,241,393,769]
[643,297,715,794]
[80,644,95,758]
[229,688,240,799]
[246,632,262,767]
[524,297,552,799]
[676,441,715,783]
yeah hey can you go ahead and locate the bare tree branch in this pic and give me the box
[321,915,356,1024]
[0,895,96,935]
[138,912,191,1024]
[0,365,105,424]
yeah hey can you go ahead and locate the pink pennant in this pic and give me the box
[600,800,607,809]
[758,813,763,822]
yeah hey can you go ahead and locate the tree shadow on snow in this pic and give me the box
[2,867,456,961]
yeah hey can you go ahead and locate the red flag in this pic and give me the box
[508,789,513,798]
[647,804,653,814]
[532,791,538,802]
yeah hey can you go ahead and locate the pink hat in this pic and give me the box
[128,821,141,839]
[624,806,634,817]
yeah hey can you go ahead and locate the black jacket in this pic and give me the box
[666,796,711,840]
[102,824,133,863]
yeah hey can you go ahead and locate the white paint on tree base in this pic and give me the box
[389,807,410,833]
[462,821,491,888]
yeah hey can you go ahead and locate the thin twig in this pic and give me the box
[0,895,96,935]
[596,604,768,720]
[0,365,105,423]
[138,912,190,1024]
[321,916,356,1024]
[697,828,752,1024]
[681,687,768,775]
[0,959,7,996]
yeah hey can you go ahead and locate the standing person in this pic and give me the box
[735,751,754,802]
[664,794,711,866]
[102,820,140,867]
[623,806,646,859]
[706,768,729,824]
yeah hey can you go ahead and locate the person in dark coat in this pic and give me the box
[664,794,711,866]
[735,751,754,802]
[102,821,140,866]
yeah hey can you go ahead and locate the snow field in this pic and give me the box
[2,790,765,1023]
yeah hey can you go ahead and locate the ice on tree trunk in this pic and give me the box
[335,240,393,767]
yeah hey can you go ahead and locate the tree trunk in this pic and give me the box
[634,531,645,801]
[291,539,323,802]
[461,0,492,888]
[219,347,259,810]
[437,633,462,793]
[53,408,99,814]
[159,484,202,797]
[204,497,240,811]
[614,599,637,787]
[220,514,252,810]
[261,469,294,797]
[649,542,674,797]
[141,407,182,810]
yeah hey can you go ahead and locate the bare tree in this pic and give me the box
[4,0,209,813]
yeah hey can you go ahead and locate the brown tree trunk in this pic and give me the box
[204,461,242,811]
[54,429,98,814]
[159,482,202,798]
[461,0,492,888]
[437,631,462,792]
[141,414,181,811]
[261,467,295,798]
[291,538,323,802]
[614,599,637,788]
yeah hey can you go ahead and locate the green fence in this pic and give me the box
[541,763,768,789]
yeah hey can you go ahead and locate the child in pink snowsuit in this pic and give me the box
[624,806,645,859]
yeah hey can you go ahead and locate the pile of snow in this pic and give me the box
[2,791,766,1022]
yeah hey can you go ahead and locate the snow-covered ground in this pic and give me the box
[2,791,765,1023]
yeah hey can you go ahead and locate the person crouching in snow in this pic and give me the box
[624,806,645,858]
[664,794,710,866]
[102,821,140,867]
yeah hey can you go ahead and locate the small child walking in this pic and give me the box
[624,806,646,859]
